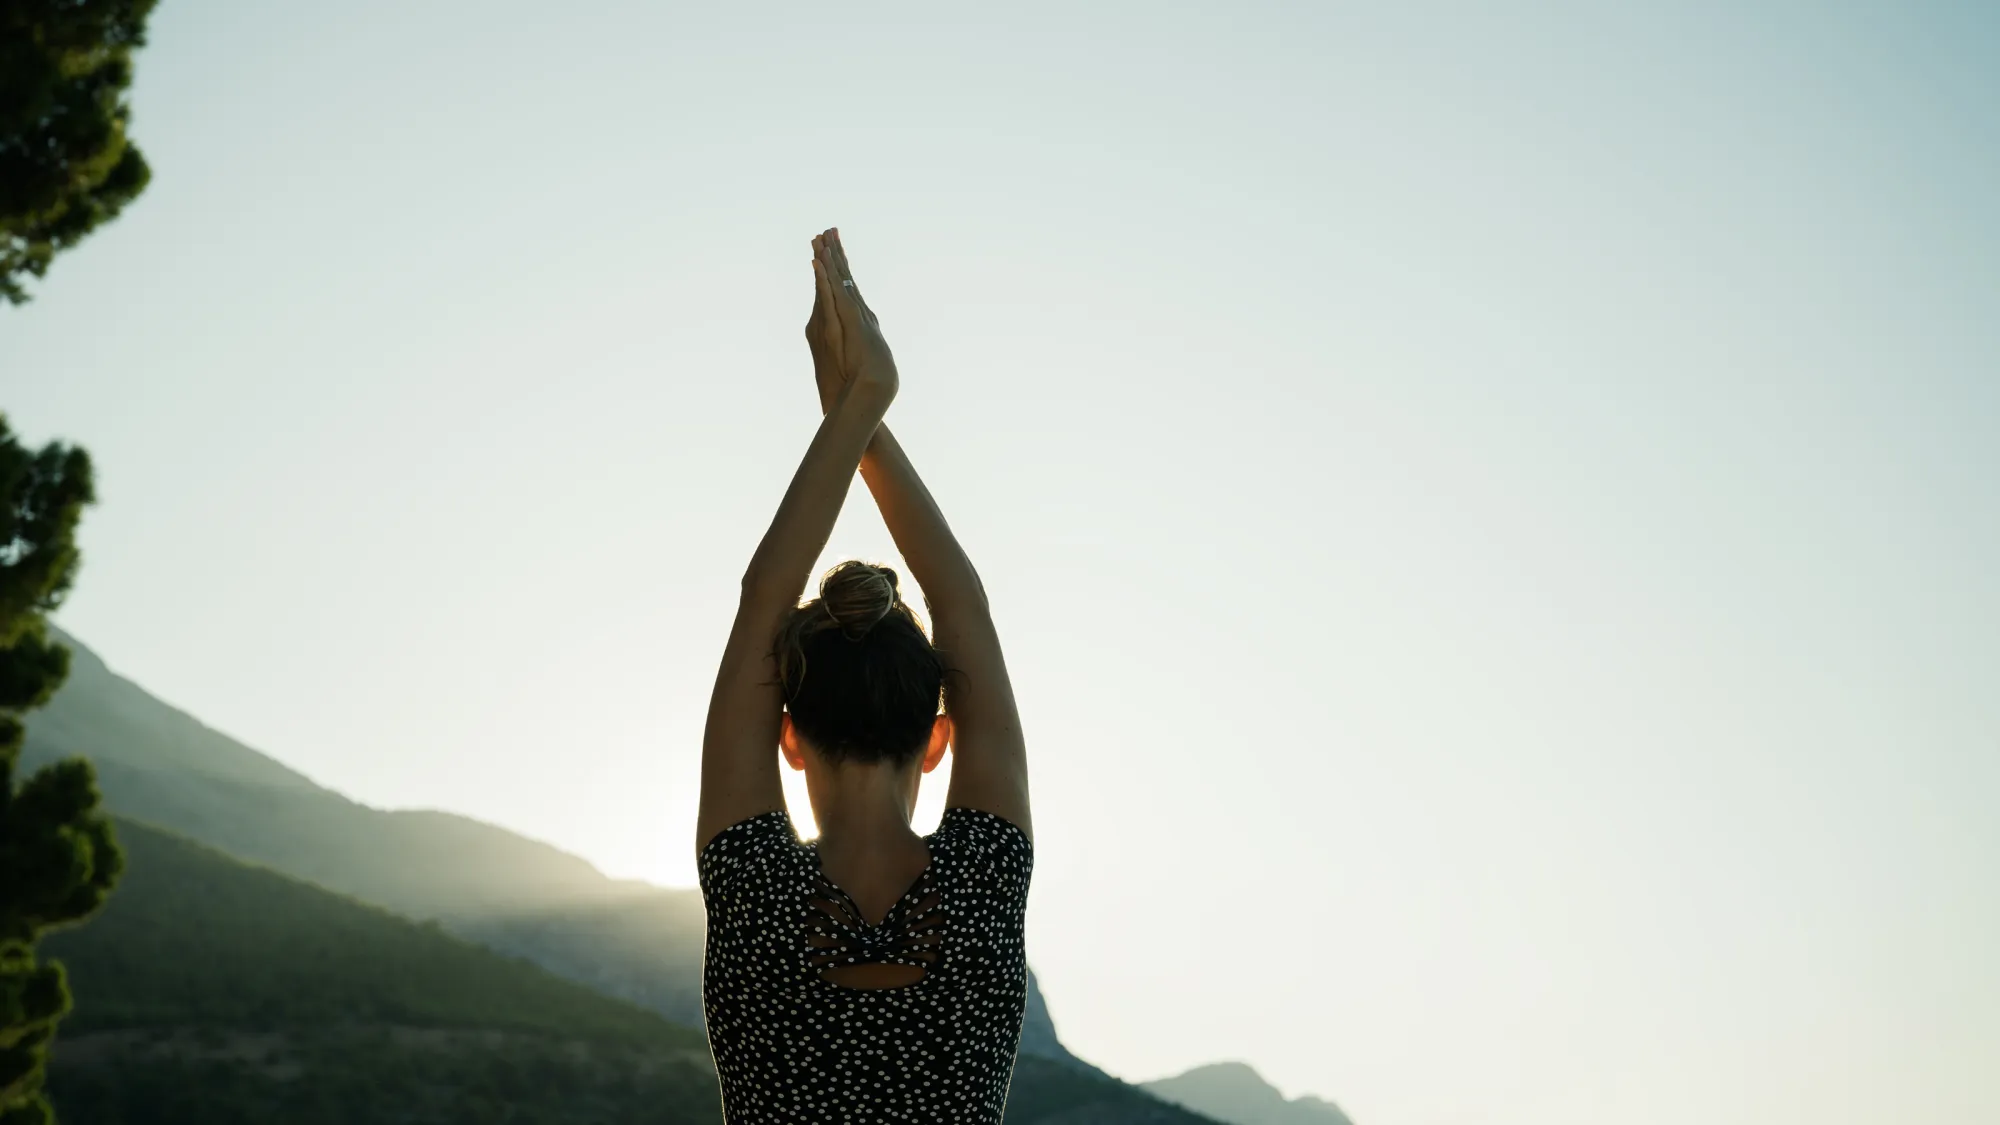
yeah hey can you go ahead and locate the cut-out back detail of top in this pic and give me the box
[807,864,945,987]
[699,806,1034,1124]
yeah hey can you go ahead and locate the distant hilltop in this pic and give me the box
[1143,1061,1354,1125]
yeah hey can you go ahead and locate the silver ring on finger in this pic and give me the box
[842,280,856,289]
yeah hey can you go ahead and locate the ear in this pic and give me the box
[920,714,953,774]
[779,713,808,772]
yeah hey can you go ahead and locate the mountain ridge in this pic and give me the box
[1141,1061,1354,1125]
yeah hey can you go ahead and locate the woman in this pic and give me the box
[695,228,1034,1123]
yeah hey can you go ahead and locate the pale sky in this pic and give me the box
[5,2,1996,1122]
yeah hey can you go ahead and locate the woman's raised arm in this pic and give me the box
[694,232,896,855]
[820,231,1032,841]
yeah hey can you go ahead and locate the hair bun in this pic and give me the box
[819,560,900,639]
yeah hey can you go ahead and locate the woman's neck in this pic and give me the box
[806,759,923,852]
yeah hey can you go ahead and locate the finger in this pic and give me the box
[807,242,823,309]
[826,260,865,342]
[830,229,876,322]
[829,228,853,283]
[819,233,860,311]
[812,256,836,325]
[821,228,852,292]
[805,241,826,338]
[816,232,840,287]
[831,230,862,300]
[812,256,846,356]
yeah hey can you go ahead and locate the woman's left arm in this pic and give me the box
[695,236,896,855]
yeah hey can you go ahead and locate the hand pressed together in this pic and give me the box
[807,228,898,411]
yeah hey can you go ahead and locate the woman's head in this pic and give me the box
[774,560,946,768]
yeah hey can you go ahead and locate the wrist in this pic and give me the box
[859,421,895,460]
[831,377,894,418]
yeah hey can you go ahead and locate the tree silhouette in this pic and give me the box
[1,0,160,304]
[0,413,120,1125]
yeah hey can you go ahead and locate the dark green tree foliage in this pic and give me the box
[0,0,158,304]
[0,413,118,1125]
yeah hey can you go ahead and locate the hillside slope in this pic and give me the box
[23,629,636,916]
[42,819,720,1125]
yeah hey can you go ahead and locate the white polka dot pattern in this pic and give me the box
[699,806,1035,1123]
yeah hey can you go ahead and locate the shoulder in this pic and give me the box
[697,809,803,897]
[933,805,1034,877]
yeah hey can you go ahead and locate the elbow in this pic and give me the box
[959,564,994,616]
[932,576,994,623]
[739,565,798,608]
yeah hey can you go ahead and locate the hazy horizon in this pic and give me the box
[6,2,1996,1121]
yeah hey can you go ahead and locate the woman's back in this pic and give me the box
[700,806,1034,1123]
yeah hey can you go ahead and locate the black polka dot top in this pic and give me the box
[699,805,1034,1123]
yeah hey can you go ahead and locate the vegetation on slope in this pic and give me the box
[41,819,720,1125]
[42,819,703,1047]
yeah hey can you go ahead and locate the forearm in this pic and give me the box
[858,424,989,617]
[866,424,1027,831]
[741,383,891,602]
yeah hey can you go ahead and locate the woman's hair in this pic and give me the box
[774,560,946,766]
